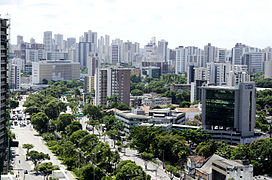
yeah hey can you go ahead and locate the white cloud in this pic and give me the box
[1,0,272,49]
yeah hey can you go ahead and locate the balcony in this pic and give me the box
[0,131,5,137]
[0,124,4,131]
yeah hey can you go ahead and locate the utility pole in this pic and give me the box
[162,150,165,169]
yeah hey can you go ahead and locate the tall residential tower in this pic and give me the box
[0,18,9,173]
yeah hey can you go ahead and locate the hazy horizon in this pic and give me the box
[1,0,272,49]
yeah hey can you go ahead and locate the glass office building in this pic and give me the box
[202,82,256,145]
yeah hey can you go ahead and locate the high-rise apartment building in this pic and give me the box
[0,18,9,173]
[207,62,230,86]
[264,60,272,79]
[78,42,93,67]
[218,48,228,63]
[158,39,168,62]
[201,82,256,144]
[204,43,218,64]
[67,37,76,49]
[54,33,64,52]
[111,45,121,63]
[95,68,130,106]
[25,48,45,63]
[68,44,78,63]
[10,64,21,90]
[43,31,53,52]
[264,47,272,61]
[248,52,264,73]
[16,35,23,49]
[187,46,204,67]
[232,43,246,65]
[175,46,188,74]
[30,38,35,44]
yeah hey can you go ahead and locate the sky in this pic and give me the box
[0,0,272,49]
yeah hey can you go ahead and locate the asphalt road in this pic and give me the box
[10,95,75,180]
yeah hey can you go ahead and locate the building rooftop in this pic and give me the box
[213,159,244,169]
[201,85,239,90]
[189,155,206,164]
[174,108,201,112]
[196,154,251,176]
[172,124,201,129]
[139,122,171,128]
[38,60,79,64]
[196,154,226,175]
[115,111,151,120]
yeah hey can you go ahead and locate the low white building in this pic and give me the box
[195,154,253,180]
[142,95,172,107]
[115,108,185,135]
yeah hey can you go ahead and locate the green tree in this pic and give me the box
[35,162,59,180]
[140,152,154,170]
[78,164,105,180]
[79,134,99,152]
[115,160,151,180]
[130,74,141,83]
[165,165,178,180]
[69,130,89,146]
[27,150,50,167]
[131,89,143,96]
[65,121,82,136]
[44,99,66,119]
[152,134,189,165]
[62,157,77,170]
[24,106,40,115]
[22,144,34,154]
[106,129,121,148]
[55,113,75,132]
[83,104,103,121]
[196,140,229,158]
[116,103,131,110]
[10,99,19,109]
[248,138,272,175]
[91,142,116,172]
[102,115,124,132]
[179,101,191,108]
[87,119,100,134]
[130,126,163,153]
[31,112,49,133]
[171,129,210,145]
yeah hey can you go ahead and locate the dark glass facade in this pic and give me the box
[205,89,235,127]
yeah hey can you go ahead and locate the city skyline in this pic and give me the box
[1,0,272,49]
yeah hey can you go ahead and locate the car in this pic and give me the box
[24,170,28,174]
[20,124,26,127]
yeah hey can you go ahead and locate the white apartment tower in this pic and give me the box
[43,31,53,52]
[175,46,188,74]
[158,39,168,62]
[10,64,21,90]
[207,62,230,86]
[204,43,218,65]
[54,34,64,52]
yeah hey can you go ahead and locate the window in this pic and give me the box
[205,89,235,128]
